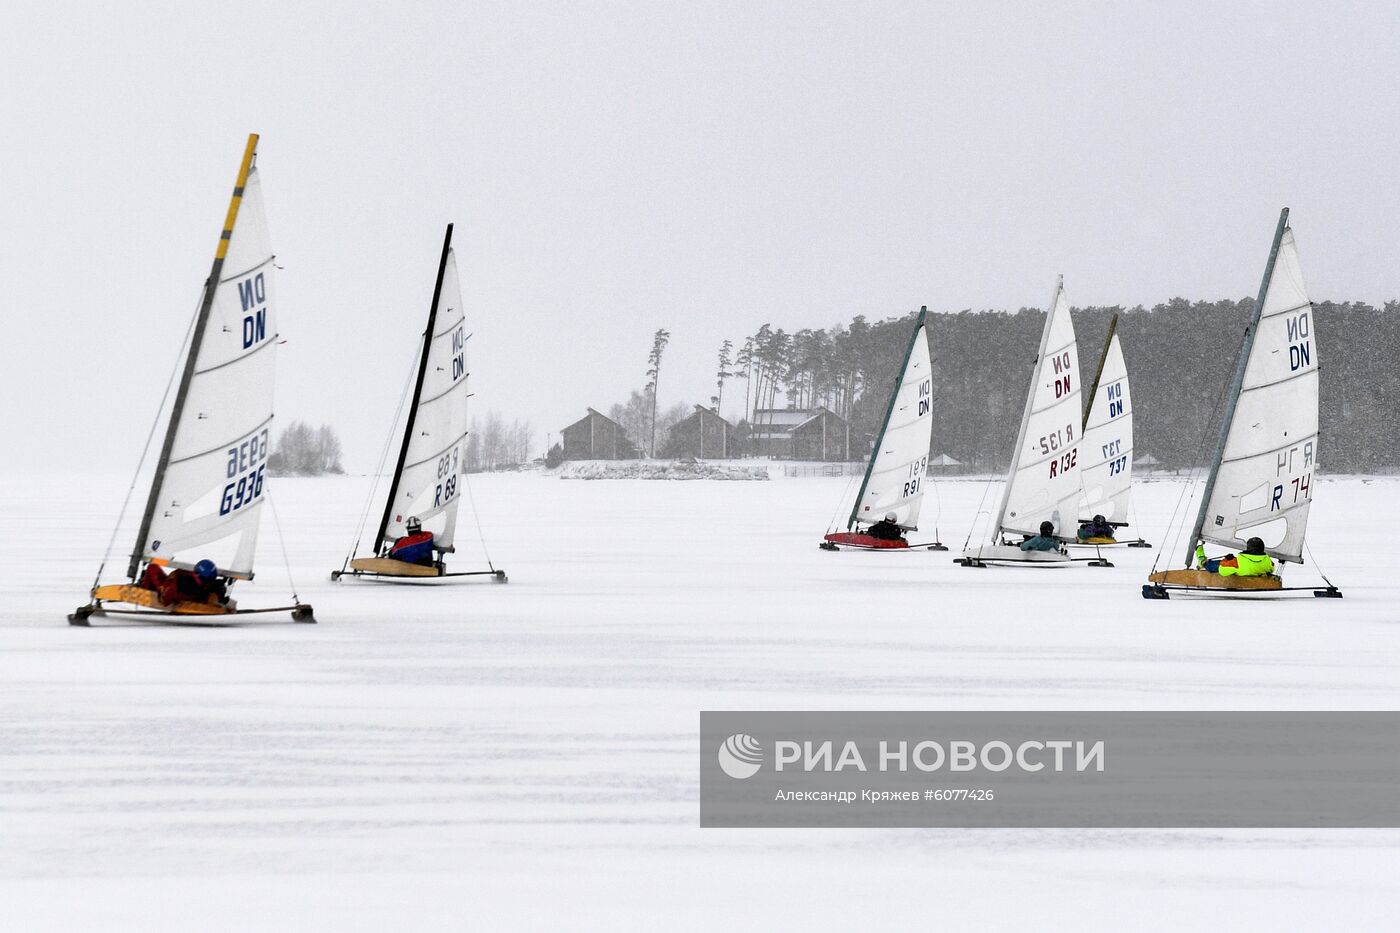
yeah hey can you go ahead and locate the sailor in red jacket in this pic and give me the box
[140,559,229,607]
[389,516,436,566]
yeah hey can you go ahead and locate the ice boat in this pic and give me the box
[70,134,314,625]
[820,308,942,551]
[958,278,1083,567]
[1144,209,1341,599]
[1069,314,1151,549]
[332,224,506,584]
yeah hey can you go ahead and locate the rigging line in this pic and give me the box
[1303,539,1336,588]
[460,468,495,573]
[825,467,861,534]
[264,486,301,603]
[92,288,202,590]
[962,471,995,550]
[1149,331,1248,573]
[930,471,943,529]
[343,340,422,571]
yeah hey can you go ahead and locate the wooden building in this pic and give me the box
[748,406,851,460]
[661,406,736,459]
[790,407,851,461]
[560,408,641,460]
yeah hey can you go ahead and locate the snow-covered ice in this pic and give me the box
[1,471,1398,930]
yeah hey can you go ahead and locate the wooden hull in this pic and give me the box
[92,584,234,614]
[348,557,444,577]
[1146,569,1282,591]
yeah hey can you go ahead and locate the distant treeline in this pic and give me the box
[464,412,533,473]
[736,299,1400,473]
[269,421,345,476]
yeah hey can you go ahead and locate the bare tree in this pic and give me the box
[714,339,733,412]
[268,421,344,475]
[644,328,671,457]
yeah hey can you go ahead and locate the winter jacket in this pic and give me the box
[1020,534,1060,552]
[140,564,227,606]
[1219,551,1274,577]
[389,531,436,565]
[866,520,904,541]
[1077,520,1115,540]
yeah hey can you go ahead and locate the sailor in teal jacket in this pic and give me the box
[1020,521,1061,552]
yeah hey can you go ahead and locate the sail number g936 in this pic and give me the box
[220,428,269,516]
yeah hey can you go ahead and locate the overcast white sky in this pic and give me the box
[2,1,1397,472]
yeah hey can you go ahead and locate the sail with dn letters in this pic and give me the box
[71,134,314,623]
[821,308,934,551]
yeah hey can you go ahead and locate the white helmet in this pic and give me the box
[884,512,898,522]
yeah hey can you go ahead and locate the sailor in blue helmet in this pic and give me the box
[139,558,230,607]
[388,516,436,566]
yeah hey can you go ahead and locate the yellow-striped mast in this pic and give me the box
[128,134,260,579]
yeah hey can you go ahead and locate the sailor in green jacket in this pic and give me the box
[1195,537,1275,576]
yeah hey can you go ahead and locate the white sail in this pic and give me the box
[851,317,933,529]
[1078,331,1133,523]
[994,279,1082,539]
[142,160,276,578]
[380,250,469,552]
[1199,227,1317,562]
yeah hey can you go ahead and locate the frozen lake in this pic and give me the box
[2,470,1397,929]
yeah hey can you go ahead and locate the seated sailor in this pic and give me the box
[1195,537,1275,576]
[139,558,229,607]
[1020,521,1061,552]
[389,516,436,566]
[865,512,905,541]
[1076,513,1116,541]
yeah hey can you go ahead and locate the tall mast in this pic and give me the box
[374,223,455,552]
[1082,313,1119,431]
[128,134,260,580]
[991,276,1064,541]
[1184,207,1289,567]
[846,307,927,529]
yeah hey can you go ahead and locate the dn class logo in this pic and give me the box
[717,733,763,779]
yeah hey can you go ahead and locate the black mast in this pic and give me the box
[374,223,454,552]
[1082,313,1119,431]
[128,134,260,580]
